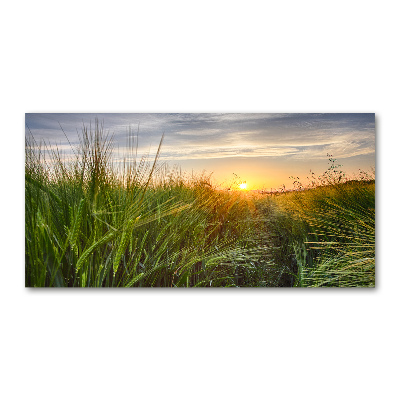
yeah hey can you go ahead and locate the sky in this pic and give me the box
[25,113,375,190]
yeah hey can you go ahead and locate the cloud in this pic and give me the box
[26,113,375,162]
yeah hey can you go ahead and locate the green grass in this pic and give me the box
[25,123,375,287]
[254,181,375,287]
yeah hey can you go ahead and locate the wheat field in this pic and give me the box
[25,123,375,287]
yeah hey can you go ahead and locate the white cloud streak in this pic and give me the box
[26,113,375,162]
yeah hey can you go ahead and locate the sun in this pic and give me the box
[239,182,247,190]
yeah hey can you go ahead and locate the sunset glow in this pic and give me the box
[25,113,375,191]
[25,113,376,290]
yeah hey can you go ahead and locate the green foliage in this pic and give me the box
[25,122,264,287]
[259,181,375,287]
[25,124,375,288]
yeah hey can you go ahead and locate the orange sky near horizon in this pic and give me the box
[175,152,375,191]
[25,113,375,191]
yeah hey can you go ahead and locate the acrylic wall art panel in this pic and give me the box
[25,113,375,287]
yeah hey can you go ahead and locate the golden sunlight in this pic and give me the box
[239,182,247,190]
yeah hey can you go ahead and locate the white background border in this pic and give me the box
[1,1,398,399]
